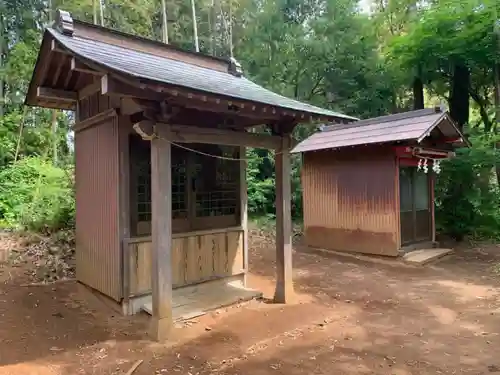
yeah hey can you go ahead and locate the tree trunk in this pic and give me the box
[93,0,98,24]
[51,110,58,165]
[412,76,424,110]
[0,14,4,118]
[449,62,470,130]
[494,62,500,187]
[99,0,104,26]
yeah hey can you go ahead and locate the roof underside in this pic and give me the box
[27,25,355,122]
[292,108,467,153]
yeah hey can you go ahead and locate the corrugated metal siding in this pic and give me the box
[75,115,122,300]
[302,148,399,256]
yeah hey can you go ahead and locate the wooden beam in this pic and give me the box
[101,74,158,100]
[273,135,294,303]
[102,75,282,121]
[51,40,71,55]
[78,80,101,100]
[73,108,117,133]
[71,57,103,75]
[168,124,283,149]
[37,87,77,103]
[133,120,283,149]
[120,97,146,115]
[51,56,65,86]
[63,68,74,89]
[149,124,173,341]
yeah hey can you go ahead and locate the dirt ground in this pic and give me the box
[0,237,499,375]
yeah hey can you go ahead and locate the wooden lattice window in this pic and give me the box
[136,156,151,222]
[193,145,239,218]
[171,157,188,219]
[130,137,240,235]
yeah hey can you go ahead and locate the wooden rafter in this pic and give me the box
[51,55,66,86]
[78,80,101,100]
[37,87,77,103]
[102,74,291,122]
[71,57,103,75]
[63,68,74,89]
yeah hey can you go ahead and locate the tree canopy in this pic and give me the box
[0,0,499,238]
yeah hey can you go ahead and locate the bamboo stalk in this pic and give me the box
[161,0,169,43]
[191,0,199,52]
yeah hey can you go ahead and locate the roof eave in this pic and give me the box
[25,30,52,108]
[416,112,471,148]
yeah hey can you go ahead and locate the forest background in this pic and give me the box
[0,0,499,241]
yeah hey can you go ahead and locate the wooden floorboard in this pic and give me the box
[141,282,261,320]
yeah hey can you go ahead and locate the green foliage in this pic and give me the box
[436,133,500,240]
[247,148,276,216]
[0,157,75,231]
[0,0,499,244]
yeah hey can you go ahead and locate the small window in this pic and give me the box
[130,138,240,234]
[136,156,151,222]
[193,145,239,218]
[172,157,188,219]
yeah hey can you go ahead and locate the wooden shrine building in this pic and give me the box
[25,10,355,340]
[292,108,468,257]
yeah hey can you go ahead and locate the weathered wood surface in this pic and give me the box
[128,229,245,296]
[150,124,173,340]
[141,278,261,320]
[274,135,294,303]
[240,146,249,280]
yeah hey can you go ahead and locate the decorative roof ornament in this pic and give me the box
[54,9,74,36]
[228,57,243,77]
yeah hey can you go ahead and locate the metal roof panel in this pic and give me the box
[48,28,356,121]
[292,110,462,153]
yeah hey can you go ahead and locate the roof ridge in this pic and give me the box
[71,19,230,65]
[323,108,441,132]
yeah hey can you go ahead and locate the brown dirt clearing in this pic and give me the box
[0,237,499,374]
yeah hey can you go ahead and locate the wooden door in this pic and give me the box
[399,166,431,245]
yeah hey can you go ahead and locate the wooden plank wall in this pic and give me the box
[128,229,244,296]
[75,113,122,300]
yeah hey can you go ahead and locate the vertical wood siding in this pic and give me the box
[127,229,244,296]
[302,148,399,256]
[75,115,122,300]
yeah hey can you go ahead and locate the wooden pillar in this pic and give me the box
[273,135,294,303]
[430,172,436,244]
[118,116,132,308]
[150,124,173,341]
[240,146,249,285]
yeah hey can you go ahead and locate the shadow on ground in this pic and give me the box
[0,240,499,374]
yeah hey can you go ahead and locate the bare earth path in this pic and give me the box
[0,237,499,374]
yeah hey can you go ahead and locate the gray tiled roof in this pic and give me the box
[48,28,356,121]
[292,108,464,153]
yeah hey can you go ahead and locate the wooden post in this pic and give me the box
[240,146,248,285]
[150,124,173,341]
[273,135,294,303]
[430,172,436,244]
[119,116,132,311]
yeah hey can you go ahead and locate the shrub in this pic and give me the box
[0,157,75,231]
[435,133,500,240]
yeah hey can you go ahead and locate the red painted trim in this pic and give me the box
[399,157,420,167]
[443,137,462,143]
